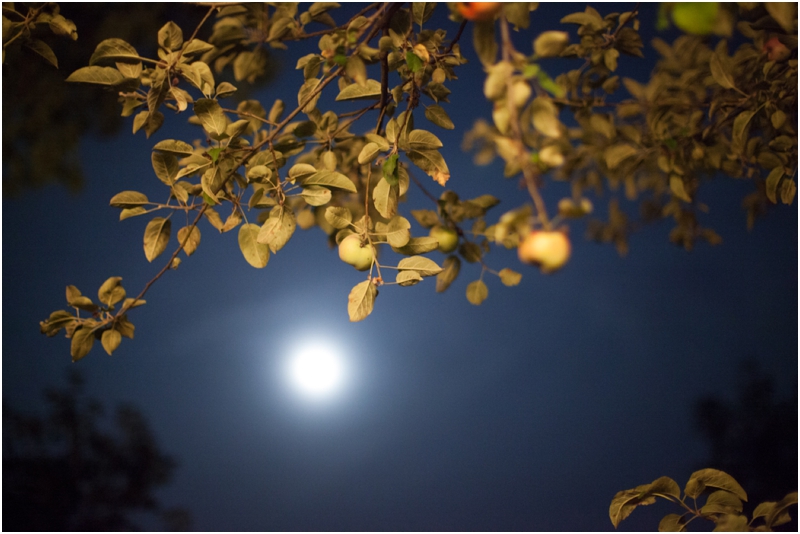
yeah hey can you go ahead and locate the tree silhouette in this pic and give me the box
[694,359,798,512]
[3,371,190,531]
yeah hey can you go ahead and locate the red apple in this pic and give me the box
[763,37,790,62]
[518,230,571,273]
[456,2,503,22]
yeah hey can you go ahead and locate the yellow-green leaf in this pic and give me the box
[299,170,357,192]
[238,223,269,268]
[466,279,488,305]
[66,66,126,85]
[143,217,171,262]
[257,207,296,252]
[101,329,122,355]
[194,98,227,137]
[153,139,195,156]
[335,78,382,101]
[498,268,522,286]
[397,256,442,277]
[98,276,125,307]
[670,175,692,202]
[177,225,201,256]
[324,206,352,229]
[110,191,149,208]
[151,152,179,185]
[424,104,455,130]
[347,280,377,322]
[396,270,423,286]
[71,327,95,362]
[765,167,784,203]
[89,38,140,65]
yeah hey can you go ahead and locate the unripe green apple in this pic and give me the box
[429,226,459,253]
[338,234,374,271]
[518,230,571,273]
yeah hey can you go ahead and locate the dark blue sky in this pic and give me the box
[3,3,797,531]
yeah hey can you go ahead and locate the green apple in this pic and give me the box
[518,230,571,273]
[429,226,459,253]
[338,234,374,271]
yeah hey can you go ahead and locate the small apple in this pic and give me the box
[456,2,503,22]
[763,37,790,62]
[338,234,374,271]
[518,230,571,273]
[429,226,459,253]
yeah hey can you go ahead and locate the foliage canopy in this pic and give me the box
[15,2,795,360]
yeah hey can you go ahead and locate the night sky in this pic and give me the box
[3,3,797,531]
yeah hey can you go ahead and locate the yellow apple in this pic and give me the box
[518,230,571,273]
[338,234,374,271]
[429,226,459,253]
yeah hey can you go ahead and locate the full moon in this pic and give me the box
[287,344,345,398]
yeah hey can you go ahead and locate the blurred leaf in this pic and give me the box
[98,276,125,306]
[466,279,488,305]
[101,329,122,355]
[70,327,95,362]
[436,256,460,292]
[498,268,522,286]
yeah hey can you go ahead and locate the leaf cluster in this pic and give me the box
[37,2,797,358]
[610,468,797,532]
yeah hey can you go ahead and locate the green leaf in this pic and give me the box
[151,152,179,185]
[396,270,423,286]
[424,104,455,130]
[406,149,450,185]
[765,167,784,204]
[238,223,269,268]
[98,276,125,307]
[143,217,171,262]
[658,514,686,532]
[498,268,522,287]
[392,236,439,255]
[397,256,442,277]
[325,207,353,229]
[466,280,488,305]
[299,170,357,192]
[709,52,736,90]
[605,143,639,169]
[406,50,423,73]
[194,98,228,138]
[288,163,317,182]
[436,256,460,293]
[177,225,201,256]
[347,280,377,322]
[684,469,747,501]
[335,78,382,101]
[101,329,122,355]
[89,38,140,65]
[373,177,398,219]
[385,216,411,248]
[383,154,399,184]
[70,327,95,362]
[649,476,681,499]
[764,2,797,32]
[66,66,126,85]
[257,207,296,252]
[110,191,149,208]
[153,139,195,157]
[182,38,214,57]
[358,142,382,165]
[300,186,332,206]
[25,39,57,67]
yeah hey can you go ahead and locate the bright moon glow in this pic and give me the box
[287,344,345,398]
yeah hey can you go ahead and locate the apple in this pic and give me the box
[429,226,459,253]
[518,230,571,273]
[763,37,790,62]
[338,234,374,271]
[456,2,502,22]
